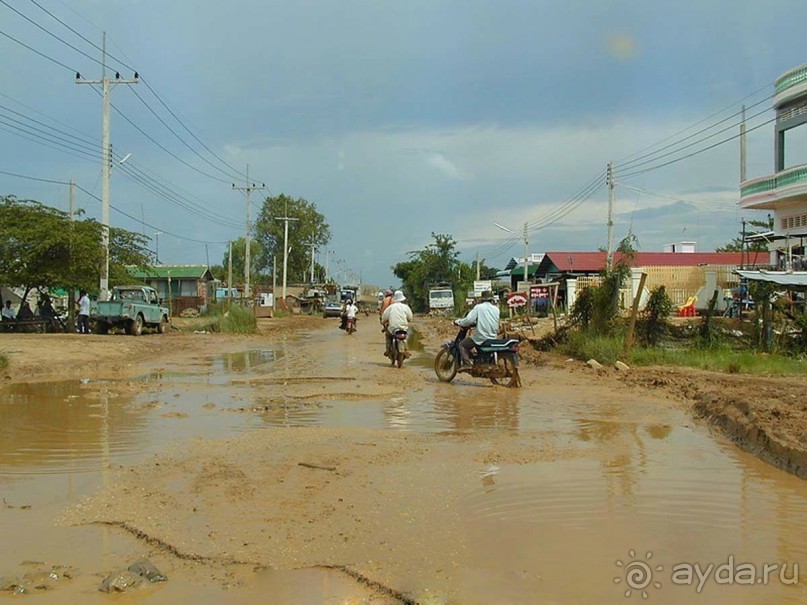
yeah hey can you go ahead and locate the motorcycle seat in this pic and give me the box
[478,338,518,351]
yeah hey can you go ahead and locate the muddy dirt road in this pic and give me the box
[1,316,806,604]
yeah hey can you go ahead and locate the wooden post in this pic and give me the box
[623,272,647,352]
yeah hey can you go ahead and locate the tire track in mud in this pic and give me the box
[90,520,417,604]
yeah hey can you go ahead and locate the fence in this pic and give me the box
[573,265,741,308]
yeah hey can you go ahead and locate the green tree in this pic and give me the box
[716,218,773,253]
[0,196,151,302]
[392,233,465,312]
[221,237,262,286]
[253,194,331,282]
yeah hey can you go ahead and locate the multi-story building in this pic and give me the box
[740,64,807,272]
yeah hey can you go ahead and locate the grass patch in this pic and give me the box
[0,353,7,370]
[627,346,807,375]
[558,328,807,375]
[561,331,624,364]
[187,304,257,334]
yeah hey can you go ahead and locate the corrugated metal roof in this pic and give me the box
[128,265,213,279]
[544,252,745,272]
[735,270,807,287]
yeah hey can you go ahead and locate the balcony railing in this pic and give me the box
[776,65,807,96]
[741,164,807,197]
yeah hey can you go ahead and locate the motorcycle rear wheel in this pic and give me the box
[434,348,458,382]
[490,355,521,388]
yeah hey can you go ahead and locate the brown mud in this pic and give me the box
[1,314,806,604]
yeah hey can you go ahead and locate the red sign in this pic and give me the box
[530,285,550,299]
[506,292,528,308]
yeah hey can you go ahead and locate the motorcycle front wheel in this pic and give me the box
[434,347,458,382]
[490,355,521,388]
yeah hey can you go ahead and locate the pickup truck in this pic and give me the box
[91,285,170,336]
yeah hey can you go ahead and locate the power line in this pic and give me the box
[74,183,231,244]
[0,0,105,70]
[617,84,773,165]
[618,114,776,179]
[0,168,69,185]
[0,25,75,72]
[618,104,772,173]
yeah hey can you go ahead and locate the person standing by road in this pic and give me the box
[77,290,90,334]
[2,300,17,322]
[381,290,414,357]
[453,290,500,371]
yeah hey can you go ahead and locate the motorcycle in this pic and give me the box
[389,328,409,368]
[345,316,357,334]
[434,326,521,388]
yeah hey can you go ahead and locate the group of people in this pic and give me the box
[377,287,500,371]
[0,290,91,333]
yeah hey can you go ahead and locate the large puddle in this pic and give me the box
[1,340,805,603]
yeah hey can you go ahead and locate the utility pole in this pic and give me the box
[308,241,317,283]
[232,164,265,301]
[272,255,277,311]
[227,241,233,304]
[606,161,616,270]
[68,180,76,330]
[476,251,480,280]
[154,231,161,264]
[76,32,138,300]
[522,222,529,286]
[275,215,299,301]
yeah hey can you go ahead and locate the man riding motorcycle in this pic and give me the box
[453,290,500,372]
[381,290,413,358]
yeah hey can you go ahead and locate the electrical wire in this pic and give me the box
[618,115,776,179]
[617,105,772,173]
[0,25,75,72]
[617,84,773,165]
[74,183,232,244]
[0,168,69,185]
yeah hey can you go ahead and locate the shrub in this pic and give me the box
[638,285,673,346]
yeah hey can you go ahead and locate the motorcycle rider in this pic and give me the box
[378,288,394,356]
[453,290,500,372]
[381,290,413,357]
[344,298,359,332]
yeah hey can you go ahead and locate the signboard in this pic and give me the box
[530,285,550,299]
[473,280,492,294]
[506,292,528,308]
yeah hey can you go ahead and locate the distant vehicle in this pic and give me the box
[340,288,357,302]
[215,287,241,300]
[323,300,342,318]
[91,286,170,336]
[428,286,455,315]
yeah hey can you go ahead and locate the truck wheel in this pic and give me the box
[95,321,109,335]
[157,316,169,334]
[129,314,143,336]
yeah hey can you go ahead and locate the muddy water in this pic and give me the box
[1,333,806,603]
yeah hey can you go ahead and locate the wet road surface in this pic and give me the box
[1,319,805,604]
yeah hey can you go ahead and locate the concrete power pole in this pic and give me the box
[275,216,299,301]
[231,164,265,301]
[308,241,317,283]
[76,32,138,300]
[68,180,76,330]
[606,161,616,271]
[227,240,233,304]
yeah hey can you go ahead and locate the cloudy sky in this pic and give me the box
[1,0,804,287]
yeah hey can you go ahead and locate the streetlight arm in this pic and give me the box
[493,222,513,233]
